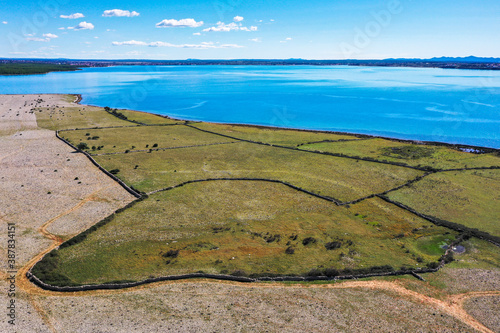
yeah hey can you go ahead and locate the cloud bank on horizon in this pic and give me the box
[1,0,499,59]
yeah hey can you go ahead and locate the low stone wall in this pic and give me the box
[55,131,142,198]
[27,267,441,293]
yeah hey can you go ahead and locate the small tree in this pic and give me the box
[77,142,89,150]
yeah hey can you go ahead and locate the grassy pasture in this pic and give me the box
[36,105,130,130]
[190,122,361,146]
[299,138,500,169]
[94,141,423,201]
[388,169,500,236]
[41,181,453,285]
[61,125,235,154]
[114,109,182,125]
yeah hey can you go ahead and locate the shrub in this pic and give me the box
[285,246,295,254]
[76,142,89,150]
[302,237,317,246]
[426,262,439,269]
[163,249,179,258]
[152,143,158,148]
[109,169,120,175]
[325,241,342,250]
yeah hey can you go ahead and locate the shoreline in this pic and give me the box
[72,94,500,153]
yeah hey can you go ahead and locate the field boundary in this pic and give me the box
[378,195,500,247]
[55,130,142,198]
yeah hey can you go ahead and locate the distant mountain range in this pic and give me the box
[1,57,499,70]
[385,56,500,63]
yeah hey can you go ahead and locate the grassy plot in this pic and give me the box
[61,125,235,154]
[299,138,500,169]
[34,181,454,285]
[190,122,361,147]
[35,105,131,131]
[113,109,182,125]
[94,141,423,201]
[388,169,500,236]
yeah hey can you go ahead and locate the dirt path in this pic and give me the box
[17,186,113,331]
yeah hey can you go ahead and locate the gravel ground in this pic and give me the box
[464,296,500,333]
[38,282,475,333]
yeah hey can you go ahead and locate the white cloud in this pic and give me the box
[193,32,201,36]
[60,13,84,19]
[112,40,243,49]
[2,21,7,24]
[240,26,258,31]
[26,33,58,42]
[112,40,148,46]
[58,27,65,30]
[203,22,257,32]
[156,18,203,28]
[270,19,275,22]
[103,9,139,17]
[233,16,244,22]
[286,37,292,40]
[249,38,261,42]
[70,22,94,30]
[26,37,49,42]
[280,37,293,43]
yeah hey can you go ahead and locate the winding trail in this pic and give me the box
[17,186,113,331]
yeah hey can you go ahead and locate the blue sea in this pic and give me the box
[1,65,499,148]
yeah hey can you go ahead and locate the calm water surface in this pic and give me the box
[1,65,499,148]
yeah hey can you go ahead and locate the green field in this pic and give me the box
[299,138,500,169]
[34,181,454,285]
[388,169,500,236]
[111,109,182,125]
[61,125,235,154]
[94,141,422,200]
[31,97,500,287]
[36,105,131,130]
[190,122,360,147]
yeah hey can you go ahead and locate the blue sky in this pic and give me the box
[1,0,499,59]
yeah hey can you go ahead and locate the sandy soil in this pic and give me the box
[0,94,498,333]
